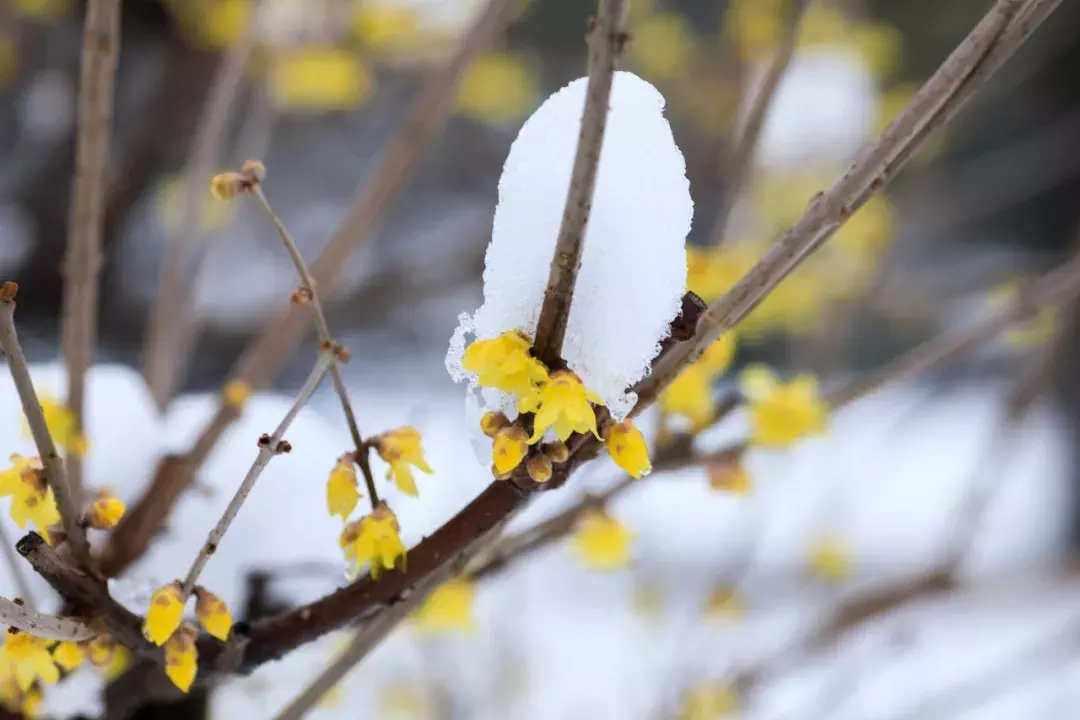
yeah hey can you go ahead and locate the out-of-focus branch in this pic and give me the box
[0,283,91,569]
[532,0,629,366]
[0,596,93,642]
[709,0,810,247]
[61,0,122,508]
[634,0,1063,413]
[100,0,517,579]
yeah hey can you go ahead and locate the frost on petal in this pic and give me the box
[447,71,691,420]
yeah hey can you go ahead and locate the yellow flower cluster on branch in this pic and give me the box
[340,503,407,579]
[326,454,361,520]
[141,581,231,692]
[0,455,60,542]
[739,365,828,448]
[660,331,737,430]
[86,491,125,530]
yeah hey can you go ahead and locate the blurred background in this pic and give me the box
[3,0,1080,718]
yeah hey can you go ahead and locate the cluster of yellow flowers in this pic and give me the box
[142,582,233,692]
[0,455,59,543]
[463,330,653,484]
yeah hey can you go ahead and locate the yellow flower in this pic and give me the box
[699,333,737,375]
[525,453,553,483]
[686,245,757,304]
[163,625,198,693]
[677,681,738,720]
[375,427,433,497]
[603,421,651,478]
[807,534,851,583]
[456,51,538,125]
[707,461,752,495]
[660,363,714,429]
[480,411,510,438]
[724,0,785,62]
[222,379,253,410]
[268,47,374,112]
[16,686,42,718]
[572,509,633,571]
[492,426,528,475]
[413,577,476,634]
[86,492,126,530]
[159,173,239,232]
[194,587,233,641]
[197,0,251,49]
[1,456,60,541]
[86,635,117,667]
[100,645,132,682]
[340,503,407,579]
[739,365,828,448]
[0,629,59,692]
[351,2,425,58]
[51,640,85,672]
[519,370,602,444]
[630,12,696,79]
[704,585,744,622]
[462,331,549,400]
[26,395,87,457]
[143,581,186,646]
[326,454,361,519]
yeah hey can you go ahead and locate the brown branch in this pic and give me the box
[140,13,258,411]
[0,283,91,568]
[708,0,810,247]
[532,0,629,367]
[100,0,517,580]
[60,0,122,509]
[0,596,93,642]
[634,0,1063,414]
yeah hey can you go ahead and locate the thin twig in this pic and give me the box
[60,0,122,509]
[141,8,259,410]
[0,522,35,609]
[0,596,93,642]
[709,0,810,247]
[532,0,629,367]
[0,284,91,568]
[634,0,1062,413]
[180,352,333,596]
[251,185,379,506]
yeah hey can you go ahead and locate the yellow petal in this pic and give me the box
[195,587,233,642]
[143,582,186,646]
[51,640,85,671]
[163,626,198,693]
[737,363,778,400]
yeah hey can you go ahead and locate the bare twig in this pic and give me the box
[709,0,810,247]
[141,8,259,410]
[0,522,35,609]
[635,0,1063,413]
[0,596,93,642]
[1,284,91,568]
[180,352,333,596]
[250,185,380,506]
[60,0,122,509]
[532,0,629,367]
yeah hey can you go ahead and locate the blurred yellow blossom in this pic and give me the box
[492,426,528,475]
[163,625,198,693]
[572,509,633,571]
[1,455,60,541]
[707,460,751,495]
[27,395,87,457]
[378,681,432,718]
[463,331,549,400]
[852,22,902,80]
[143,581,186,646]
[0,629,59,692]
[740,266,832,336]
[194,587,233,641]
[520,370,603,443]
[704,585,745,622]
[808,534,851,582]
[724,0,785,62]
[413,577,476,633]
[100,644,132,682]
[457,51,538,125]
[86,635,118,668]
[987,280,1057,349]
[661,363,714,429]
[50,641,85,672]
[603,420,651,478]
[340,503,407,579]
[86,492,126,530]
[222,379,253,410]
[326,454,360,519]
[686,245,757,304]
[12,0,71,22]
[198,0,251,49]
[375,427,433,497]
[630,12,696,80]
[351,1,425,58]
[677,681,739,719]
[268,47,374,112]
[739,365,828,447]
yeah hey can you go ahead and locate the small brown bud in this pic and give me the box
[277,440,292,454]
[12,597,24,606]
[480,411,510,438]
[0,281,17,302]
[332,344,351,363]
[526,453,553,483]
[290,287,313,306]
[542,441,569,463]
[258,433,271,447]
[241,159,266,183]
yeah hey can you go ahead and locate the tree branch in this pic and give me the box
[634,0,1062,413]
[61,0,122,510]
[180,352,333,596]
[532,0,629,367]
[0,596,93,642]
[0,283,92,568]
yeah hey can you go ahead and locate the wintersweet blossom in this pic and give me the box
[99,643,132,681]
[340,503,407,579]
[520,371,602,443]
[660,334,737,429]
[707,461,752,495]
[462,331,549,400]
[413,578,476,634]
[479,411,510,438]
[143,581,186,646]
[86,635,117,667]
[572,509,633,571]
[222,379,253,410]
[738,365,828,448]
[808,535,852,583]
[603,421,651,478]
[492,426,528,476]
[375,427,433,497]
[677,681,738,719]
[0,629,59,692]
[194,587,233,641]
[704,586,745,622]
[86,492,126,530]
[267,47,374,112]
[0,455,60,540]
[50,641,85,672]
[326,455,360,520]
[163,625,198,693]
[32,395,88,457]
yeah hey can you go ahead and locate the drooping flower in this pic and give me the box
[0,629,59,692]
[807,535,852,583]
[194,587,233,642]
[738,365,828,448]
[660,363,715,429]
[340,503,407,579]
[413,577,476,634]
[603,420,651,478]
[326,455,360,520]
[520,371,602,444]
[572,509,633,571]
[50,640,85,672]
[462,331,549,400]
[86,635,117,667]
[375,427,433,497]
[492,427,528,475]
[143,581,186,646]
[163,625,198,693]
[1,455,60,540]
[86,492,126,530]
